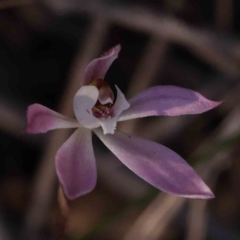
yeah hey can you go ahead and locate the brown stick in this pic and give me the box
[48,2,240,77]
[215,0,233,32]
[54,186,69,240]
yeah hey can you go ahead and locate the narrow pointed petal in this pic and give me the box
[119,86,222,121]
[26,104,79,133]
[94,129,214,199]
[82,45,121,86]
[99,85,130,134]
[73,86,100,129]
[56,128,97,200]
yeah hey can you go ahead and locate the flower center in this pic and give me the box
[89,79,114,119]
[92,102,113,118]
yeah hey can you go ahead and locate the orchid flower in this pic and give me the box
[26,45,221,200]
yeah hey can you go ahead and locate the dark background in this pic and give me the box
[0,0,239,239]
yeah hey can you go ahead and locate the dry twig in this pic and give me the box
[48,1,240,77]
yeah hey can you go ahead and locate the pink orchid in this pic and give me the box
[26,45,221,200]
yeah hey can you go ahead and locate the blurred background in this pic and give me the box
[0,0,240,239]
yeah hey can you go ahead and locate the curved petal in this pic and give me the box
[99,85,130,134]
[26,104,79,133]
[82,45,121,86]
[119,86,222,121]
[112,86,130,117]
[94,129,214,199]
[73,86,100,129]
[56,128,97,200]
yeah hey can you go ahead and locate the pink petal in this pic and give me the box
[73,86,101,129]
[94,129,214,199]
[26,104,79,133]
[56,128,97,200]
[119,86,222,121]
[112,86,130,117]
[99,86,130,134]
[82,45,121,86]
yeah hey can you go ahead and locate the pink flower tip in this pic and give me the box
[101,44,121,58]
[212,100,223,107]
[26,104,40,133]
[197,191,215,200]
